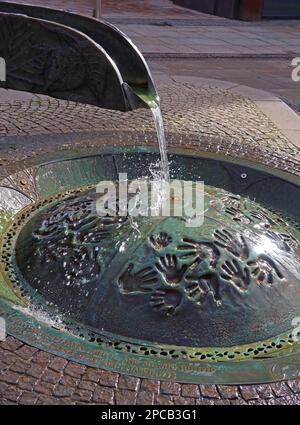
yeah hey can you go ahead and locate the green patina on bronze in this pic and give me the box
[0,150,300,384]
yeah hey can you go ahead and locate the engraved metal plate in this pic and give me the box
[1,150,300,384]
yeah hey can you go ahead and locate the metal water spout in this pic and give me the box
[0,2,159,111]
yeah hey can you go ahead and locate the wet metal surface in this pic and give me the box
[0,151,300,384]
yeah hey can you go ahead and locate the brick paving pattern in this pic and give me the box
[0,83,298,178]
[1,337,300,405]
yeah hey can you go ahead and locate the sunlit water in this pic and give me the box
[134,89,170,182]
[150,105,170,182]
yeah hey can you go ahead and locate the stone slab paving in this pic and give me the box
[117,22,300,57]
[0,80,300,404]
[7,0,300,56]
[10,0,225,21]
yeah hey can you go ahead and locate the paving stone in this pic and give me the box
[48,357,68,372]
[0,382,8,394]
[32,351,53,364]
[4,387,23,402]
[196,399,217,405]
[36,395,61,405]
[34,381,55,396]
[97,370,118,388]
[0,361,8,372]
[59,374,79,388]
[0,352,19,366]
[230,399,248,405]
[0,399,17,405]
[0,348,16,365]
[83,368,102,383]
[26,365,46,379]
[53,384,75,398]
[248,399,267,405]
[118,375,140,391]
[239,386,259,401]
[280,395,300,405]
[19,392,38,405]
[173,396,195,405]
[64,363,86,378]
[256,384,274,399]
[181,384,200,398]
[218,386,239,400]
[154,394,174,405]
[78,380,97,391]
[160,381,180,395]
[72,389,93,403]
[93,386,114,404]
[200,384,220,399]
[271,382,291,398]
[0,371,20,385]
[140,379,160,394]
[17,375,36,391]
[115,389,137,405]
[287,380,300,394]
[10,360,31,374]
[41,369,61,385]
[16,346,38,360]
[0,338,23,352]
[267,398,287,406]
[136,390,154,405]
[211,399,231,405]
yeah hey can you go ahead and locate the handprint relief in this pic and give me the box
[225,207,251,225]
[78,224,112,244]
[265,230,297,252]
[177,237,219,268]
[185,273,221,306]
[155,254,188,285]
[214,229,249,259]
[247,255,284,286]
[247,210,276,228]
[220,258,250,292]
[149,232,172,250]
[150,288,182,317]
[118,264,158,295]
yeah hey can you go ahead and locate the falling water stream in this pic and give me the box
[134,89,170,182]
[150,105,170,182]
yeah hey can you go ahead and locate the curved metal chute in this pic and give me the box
[0,2,158,111]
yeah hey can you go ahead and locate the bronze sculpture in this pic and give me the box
[0,1,158,111]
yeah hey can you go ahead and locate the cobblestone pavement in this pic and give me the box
[0,81,300,405]
[1,336,300,405]
[0,83,299,178]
